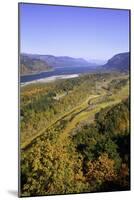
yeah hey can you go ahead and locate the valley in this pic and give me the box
[19,3,130,197]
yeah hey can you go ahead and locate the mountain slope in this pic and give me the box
[103,52,130,72]
[20,54,53,75]
[21,53,97,68]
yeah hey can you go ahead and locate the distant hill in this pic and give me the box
[20,52,130,76]
[21,53,98,68]
[20,54,53,75]
[103,52,130,72]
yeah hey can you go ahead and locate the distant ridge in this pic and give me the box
[21,53,98,68]
[103,52,130,72]
[20,52,129,76]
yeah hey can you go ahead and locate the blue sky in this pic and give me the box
[20,3,129,60]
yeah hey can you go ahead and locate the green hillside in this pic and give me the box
[20,72,130,196]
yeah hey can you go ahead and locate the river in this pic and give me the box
[20,66,94,83]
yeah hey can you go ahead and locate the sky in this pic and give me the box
[19,3,130,61]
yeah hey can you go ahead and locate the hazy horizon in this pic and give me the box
[20,3,129,60]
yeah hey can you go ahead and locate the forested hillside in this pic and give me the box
[20,72,130,196]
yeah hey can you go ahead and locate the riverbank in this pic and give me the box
[21,74,79,87]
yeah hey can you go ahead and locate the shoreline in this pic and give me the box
[20,68,54,77]
[20,74,79,87]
